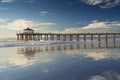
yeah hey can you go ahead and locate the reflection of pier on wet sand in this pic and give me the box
[17,41,120,60]
[18,41,120,55]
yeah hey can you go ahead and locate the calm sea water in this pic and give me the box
[0,41,120,80]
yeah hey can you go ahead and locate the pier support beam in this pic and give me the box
[45,35,48,41]
[46,35,48,40]
[70,35,73,41]
[91,34,93,41]
[83,35,86,41]
[17,34,20,40]
[63,35,66,41]
[31,35,33,41]
[105,34,108,48]
[113,34,116,48]
[105,34,108,41]
[29,35,31,40]
[25,35,27,41]
[33,35,35,41]
[50,35,54,41]
[28,35,30,40]
[37,35,40,41]
[77,34,79,41]
[57,35,60,41]
[20,35,22,40]
[98,34,101,48]
[98,34,101,41]
[40,35,42,40]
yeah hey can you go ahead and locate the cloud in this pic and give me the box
[40,11,48,16]
[0,18,8,23]
[81,0,120,9]
[65,47,120,61]
[1,0,13,3]
[85,52,107,61]
[82,21,108,29]
[28,0,36,3]
[8,55,32,67]
[60,21,120,33]
[81,0,104,5]
[4,19,56,30]
[89,76,106,80]
[88,71,120,80]
[40,11,54,16]
[85,49,120,61]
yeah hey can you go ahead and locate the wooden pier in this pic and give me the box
[17,32,120,41]
[16,28,120,47]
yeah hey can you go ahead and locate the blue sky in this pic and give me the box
[0,0,120,38]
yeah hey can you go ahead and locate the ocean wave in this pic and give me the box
[0,41,52,47]
[0,39,119,48]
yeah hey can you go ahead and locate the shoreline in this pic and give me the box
[0,40,119,49]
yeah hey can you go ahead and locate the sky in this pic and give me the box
[0,0,120,38]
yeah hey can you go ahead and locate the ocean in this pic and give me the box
[0,39,120,80]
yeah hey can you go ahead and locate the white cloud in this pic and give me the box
[89,76,106,80]
[8,56,32,67]
[0,18,8,23]
[83,21,120,30]
[28,0,36,3]
[88,71,120,80]
[4,19,56,30]
[65,46,120,61]
[81,0,104,5]
[85,52,107,61]
[59,21,120,33]
[40,11,48,16]
[1,0,13,3]
[81,0,120,9]
[40,11,54,16]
